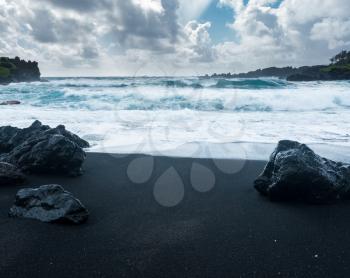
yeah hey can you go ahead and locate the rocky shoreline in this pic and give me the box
[1,121,350,226]
[0,121,90,224]
[0,121,350,228]
[206,50,350,81]
[0,56,41,85]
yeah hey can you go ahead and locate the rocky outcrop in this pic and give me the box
[9,184,89,224]
[0,57,41,85]
[0,100,21,105]
[207,50,350,81]
[254,140,350,204]
[287,65,350,81]
[208,67,298,79]
[0,121,89,176]
[208,65,347,81]
[0,162,26,186]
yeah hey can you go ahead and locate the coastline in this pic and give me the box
[1,152,350,277]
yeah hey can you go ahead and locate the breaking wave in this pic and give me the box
[1,77,348,113]
[1,76,350,157]
[212,78,289,89]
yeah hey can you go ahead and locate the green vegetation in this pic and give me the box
[321,64,350,73]
[0,66,10,78]
[0,61,16,70]
[320,50,350,74]
[0,61,16,79]
[0,56,41,84]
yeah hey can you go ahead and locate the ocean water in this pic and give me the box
[1,77,350,161]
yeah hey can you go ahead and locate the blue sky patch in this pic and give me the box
[199,0,284,44]
[199,0,234,44]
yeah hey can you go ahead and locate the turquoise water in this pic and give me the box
[0,77,350,160]
[0,77,294,111]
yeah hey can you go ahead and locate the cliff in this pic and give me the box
[287,64,350,81]
[207,50,350,82]
[0,57,41,85]
[208,67,298,79]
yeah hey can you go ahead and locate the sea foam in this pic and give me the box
[0,77,350,161]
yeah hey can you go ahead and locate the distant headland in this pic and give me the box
[0,57,41,85]
[205,50,350,81]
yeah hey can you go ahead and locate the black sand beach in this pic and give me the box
[1,153,350,277]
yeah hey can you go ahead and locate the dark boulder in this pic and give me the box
[44,124,90,149]
[0,162,26,186]
[0,125,20,153]
[0,121,89,176]
[254,140,350,204]
[9,184,88,224]
[0,100,21,105]
[0,120,89,151]
[1,134,86,176]
[0,120,49,152]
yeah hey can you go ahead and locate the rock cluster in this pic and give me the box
[254,140,350,204]
[0,121,90,224]
[0,120,89,177]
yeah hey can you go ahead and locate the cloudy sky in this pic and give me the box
[0,0,349,76]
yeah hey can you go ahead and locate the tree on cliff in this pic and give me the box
[330,50,350,64]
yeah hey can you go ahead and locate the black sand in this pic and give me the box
[0,153,350,278]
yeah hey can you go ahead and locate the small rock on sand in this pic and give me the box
[9,184,89,224]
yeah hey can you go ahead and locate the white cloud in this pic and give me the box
[177,0,213,23]
[310,18,350,49]
[132,0,164,14]
[0,0,184,75]
[1,0,350,76]
[184,21,216,62]
[213,0,350,72]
